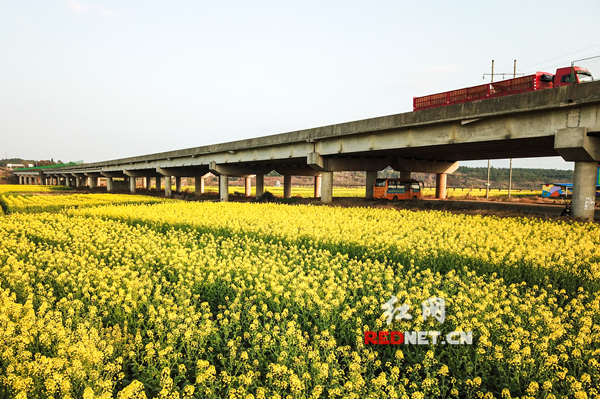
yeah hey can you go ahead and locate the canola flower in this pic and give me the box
[0,184,74,194]
[0,203,599,397]
[183,186,367,198]
[0,193,171,214]
[71,202,600,293]
[184,186,542,199]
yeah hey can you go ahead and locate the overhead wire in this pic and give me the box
[519,43,600,70]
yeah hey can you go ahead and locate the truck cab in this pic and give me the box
[553,66,594,87]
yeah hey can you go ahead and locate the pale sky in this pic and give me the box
[1,1,599,170]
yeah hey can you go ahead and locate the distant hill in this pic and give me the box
[383,166,574,190]
[445,166,573,190]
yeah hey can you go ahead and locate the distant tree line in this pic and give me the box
[0,158,59,168]
[450,166,573,183]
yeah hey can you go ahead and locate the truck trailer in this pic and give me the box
[413,66,594,111]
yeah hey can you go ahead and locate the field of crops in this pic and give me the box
[1,199,599,398]
[183,186,543,199]
[0,193,169,214]
[0,184,74,194]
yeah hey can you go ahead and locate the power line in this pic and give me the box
[519,43,600,70]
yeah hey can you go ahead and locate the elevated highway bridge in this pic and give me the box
[15,81,600,219]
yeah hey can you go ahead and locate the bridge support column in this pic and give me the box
[436,173,447,199]
[143,177,149,189]
[75,177,81,188]
[555,127,600,220]
[572,162,597,220]
[321,171,333,203]
[89,177,97,189]
[366,171,377,199]
[256,175,264,197]
[283,175,292,198]
[106,177,113,192]
[130,177,136,193]
[175,176,182,193]
[219,175,229,202]
[314,175,322,198]
[164,176,172,198]
[245,177,252,197]
[195,176,205,196]
[155,177,161,191]
[401,171,412,179]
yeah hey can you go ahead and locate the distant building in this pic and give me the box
[6,164,25,169]
[275,180,281,187]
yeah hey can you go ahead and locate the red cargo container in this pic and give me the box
[413,72,554,111]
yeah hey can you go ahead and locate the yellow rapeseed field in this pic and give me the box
[0,194,170,214]
[0,184,74,195]
[0,201,599,398]
[185,186,542,199]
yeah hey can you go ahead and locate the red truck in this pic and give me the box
[413,66,594,111]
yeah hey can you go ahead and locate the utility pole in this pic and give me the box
[508,158,513,200]
[483,59,524,82]
[508,60,516,200]
[486,160,491,199]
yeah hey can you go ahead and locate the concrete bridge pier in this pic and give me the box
[155,168,173,197]
[365,171,377,199]
[219,175,229,202]
[164,176,172,197]
[106,177,113,192]
[572,162,598,219]
[129,178,136,193]
[436,173,447,199]
[195,175,205,196]
[245,177,252,197]
[209,162,272,201]
[155,177,161,191]
[256,174,265,197]
[175,176,182,193]
[555,127,600,220]
[321,172,333,203]
[314,175,322,198]
[283,175,292,198]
